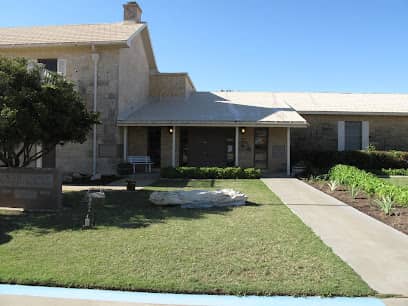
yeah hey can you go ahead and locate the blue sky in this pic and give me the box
[1,0,407,93]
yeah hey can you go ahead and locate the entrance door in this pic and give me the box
[148,127,161,167]
[187,127,234,167]
[254,128,268,169]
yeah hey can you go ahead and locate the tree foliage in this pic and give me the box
[0,56,99,167]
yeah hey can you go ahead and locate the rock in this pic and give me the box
[149,189,247,208]
[63,175,73,183]
[90,173,102,181]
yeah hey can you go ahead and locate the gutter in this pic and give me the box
[116,121,309,128]
[91,50,99,176]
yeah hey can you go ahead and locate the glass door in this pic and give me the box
[254,128,268,169]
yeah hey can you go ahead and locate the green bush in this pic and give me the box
[380,168,408,176]
[160,167,261,179]
[328,165,408,207]
[292,150,408,174]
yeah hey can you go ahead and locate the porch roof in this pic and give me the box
[118,91,308,127]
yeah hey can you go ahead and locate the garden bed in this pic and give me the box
[306,180,408,235]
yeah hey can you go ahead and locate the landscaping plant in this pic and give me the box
[329,165,408,207]
[327,180,339,192]
[160,167,261,179]
[374,195,395,215]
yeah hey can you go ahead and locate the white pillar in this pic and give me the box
[172,126,176,167]
[286,127,291,176]
[91,52,99,175]
[123,126,128,161]
[235,127,239,167]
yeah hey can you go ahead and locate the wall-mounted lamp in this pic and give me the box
[168,127,174,134]
[240,127,246,134]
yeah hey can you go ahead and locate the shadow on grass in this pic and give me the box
[0,182,234,245]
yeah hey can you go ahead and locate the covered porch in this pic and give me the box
[118,91,308,175]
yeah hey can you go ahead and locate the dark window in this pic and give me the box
[345,121,362,151]
[148,127,161,167]
[37,59,58,72]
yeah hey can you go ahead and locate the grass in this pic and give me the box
[382,177,408,187]
[0,179,373,296]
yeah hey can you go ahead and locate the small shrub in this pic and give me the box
[327,180,339,192]
[160,167,261,179]
[349,184,361,199]
[374,195,395,215]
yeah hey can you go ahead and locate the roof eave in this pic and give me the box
[117,120,309,128]
[298,111,408,116]
[0,40,130,49]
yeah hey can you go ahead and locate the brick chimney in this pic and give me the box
[123,2,142,23]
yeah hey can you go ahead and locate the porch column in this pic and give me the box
[172,126,176,167]
[123,126,128,161]
[35,144,42,168]
[286,127,291,176]
[235,127,239,167]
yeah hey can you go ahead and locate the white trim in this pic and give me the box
[35,144,42,168]
[123,126,128,161]
[298,111,408,116]
[362,121,370,150]
[337,121,345,151]
[172,126,176,167]
[57,58,67,76]
[126,23,147,47]
[235,127,239,167]
[286,128,291,176]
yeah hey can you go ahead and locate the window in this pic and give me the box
[37,58,66,76]
[37,59,58,72]
[345,121,362,151]
[338,121,369,151]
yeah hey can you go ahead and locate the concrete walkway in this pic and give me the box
[262,178,408,297]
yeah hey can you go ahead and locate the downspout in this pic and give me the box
[91,50,100,176]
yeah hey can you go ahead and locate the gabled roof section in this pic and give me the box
[118,91,308,127]
[0,22,146,48]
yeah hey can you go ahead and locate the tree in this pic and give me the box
[0,56,99,167]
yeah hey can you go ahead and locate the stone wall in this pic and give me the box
[128,127,148,156]
[268,128,287,172]
[0,168,62,210]
[149,73,194,98]
[118,34,150,117]
[292,114,408,152]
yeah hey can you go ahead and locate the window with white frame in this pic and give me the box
[338,120,369,151]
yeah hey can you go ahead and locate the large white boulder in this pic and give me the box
[149,189,247,208]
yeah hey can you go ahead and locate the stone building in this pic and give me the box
[0,2,407,175]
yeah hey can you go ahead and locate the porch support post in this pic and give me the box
[235,127,239,167]
[123,126,128,161]
[286,127,291,176]
[35,144,42,168]
[172,126,176,167]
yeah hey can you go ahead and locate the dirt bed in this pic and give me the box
[306,180,408,235]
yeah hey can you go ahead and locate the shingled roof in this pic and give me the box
[0,22,145,47]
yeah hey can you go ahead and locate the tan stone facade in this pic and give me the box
[292,114,408,152]
[149,73,195,98]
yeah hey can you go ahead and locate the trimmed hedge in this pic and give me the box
[329,165,408,207]
[160,167,261,179]
[380,168,408,176]
[292,150,408,174]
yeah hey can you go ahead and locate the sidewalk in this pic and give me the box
[262,178,408,297]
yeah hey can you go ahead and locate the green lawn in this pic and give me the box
[382,177,408,187]
[0,179,373,296]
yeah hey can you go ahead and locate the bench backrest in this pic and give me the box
[127,156,152,164]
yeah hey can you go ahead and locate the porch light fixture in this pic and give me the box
[168,127,174,134]
[240,127,246,134]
